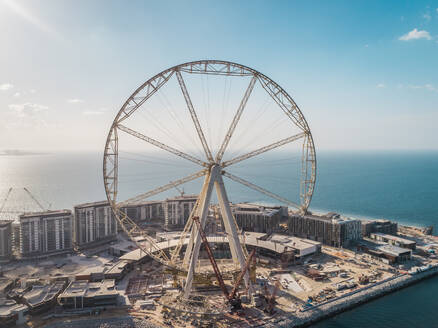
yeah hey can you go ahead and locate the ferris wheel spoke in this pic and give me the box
[222,132,307,167]
[117,124,208,167]
[117,169,207,207]
[257,76,307,131]
[175,70,214,163]
[215,75,257,162]
[222,171,301,210]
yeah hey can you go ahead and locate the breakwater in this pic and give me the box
[272,266,438,328]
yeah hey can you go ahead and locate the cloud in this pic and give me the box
[399,28,432,41]
[407,84,437,92]
[6,103,50,128]
[82,108,108,116]
[0,83,14,91]
[67,98,84,103]
[13,92,20,97]
[29,89,36,94]
[423,13,431,22]
[377,83,386,88]
[9,103,49,116]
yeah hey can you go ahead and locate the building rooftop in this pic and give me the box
[74,200,109,208]
[165,194,197,201]
[22,282,65,308]
[0,278,13,294]
[295,212,359,224]
[371,232,416,245]
[268,233,322,251]
[0,220,13,227]
[105,260,129,276]
[19,209,72,219]
[59,279,118,299]
[376,244,412,257]
[0,297,28,317]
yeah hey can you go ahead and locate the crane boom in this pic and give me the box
[192,216,230,300]
[229,248,256,300]
[0,187,12,214]
[23,187,46,211]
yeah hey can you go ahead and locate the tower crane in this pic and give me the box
[23,187,50,211]
[192,216,256,313]
[0,187,13,216]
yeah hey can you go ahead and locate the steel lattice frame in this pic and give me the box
[103,60,316,281]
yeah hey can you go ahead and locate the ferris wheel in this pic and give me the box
[103,60,316,297]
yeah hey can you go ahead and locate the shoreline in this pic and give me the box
[274,267,438,327]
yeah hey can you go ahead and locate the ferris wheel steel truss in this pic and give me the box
[103,60,316,297]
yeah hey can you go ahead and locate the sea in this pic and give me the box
[1,150,437,327]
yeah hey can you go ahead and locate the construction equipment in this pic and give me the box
[192,216,255,314]
[229,248,256,300]
[23,187,50,211]
[264,281,280,315]
[192,216,230,299]
[0,187,12,216]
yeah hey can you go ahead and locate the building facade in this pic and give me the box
[19,210,73,256]
[287,212,361,248]
[74,201,117,249]
[0,220,13,261]
[369,232,416,250]
[232,204,282,234]
[361,219,398,237]
[163,195,197,229]
[121,201,164,223]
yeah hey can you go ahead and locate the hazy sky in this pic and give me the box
[0,0,437,152]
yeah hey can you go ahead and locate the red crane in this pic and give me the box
[192,217,256,313]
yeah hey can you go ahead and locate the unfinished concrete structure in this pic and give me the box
[22,281,66,314]
[73,201,117,249]
[163,194,197,229]
[19,210,73,256]
[0,298,28,327]
[121,200,164,223]
[288,212,361,247]
[0,220,13,261]
[58,279,118,309]
[370,232,416,250]
[361,219,398,237]
[232,203,283,233]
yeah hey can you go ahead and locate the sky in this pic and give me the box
[0,0,437,152]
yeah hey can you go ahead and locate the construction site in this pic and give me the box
[2,60,438,327]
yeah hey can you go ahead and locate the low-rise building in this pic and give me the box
[288,212,361,247]
[357,240,412,264]
[376,244,412,263]
[0,220,13,261]
[369,232,416,250]
[22,281,66,314]
[74,201,117,249]
[19,210,73,257]
[0,298,28,327]
[58,279,119,309]
[361,219,398,237]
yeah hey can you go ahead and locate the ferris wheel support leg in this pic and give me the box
[183,172,212,266]
[214,172,249,289]
[183,168,216,298]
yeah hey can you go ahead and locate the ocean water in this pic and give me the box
[0,150,437,327]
